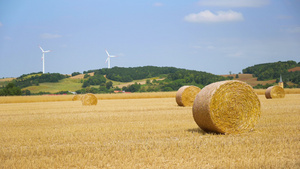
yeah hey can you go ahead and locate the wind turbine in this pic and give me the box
[105,49,117,69]
[39,46,51,74]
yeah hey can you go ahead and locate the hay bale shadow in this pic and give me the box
[186,128,225,135]
[186,128,206,135]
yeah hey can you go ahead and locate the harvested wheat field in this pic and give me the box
[0,93,300,168]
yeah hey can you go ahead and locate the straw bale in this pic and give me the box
[265,86,285,99]
[81,93,98,105]
[72,95,82,101]
[176,86,201,107]
[192,80,261,134]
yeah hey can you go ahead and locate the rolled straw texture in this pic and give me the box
[81,93,98,105]
[192,80,261,134]
[265,86,285,99]
[72,95,82,101]
[176,86,201,107]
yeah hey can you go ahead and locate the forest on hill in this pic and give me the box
[1,61,299,96]
[0,66,230,95]
[242,60,300,88]
[14,72,69,88]
[77,66,230,94]
[84,66,179,82]
[0,73,69,96]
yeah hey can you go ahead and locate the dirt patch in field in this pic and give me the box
[115,78,165,88]
[0,78,15,82]
[288,67,300,72]
[70,72,95,79]
[221,74,276,86]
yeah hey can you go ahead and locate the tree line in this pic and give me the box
[0,83,22,96]
[242,60,300,88]
[5,61,299,96]
[76,68,231,94]
[84,66,178,82]
[13,72,69,88]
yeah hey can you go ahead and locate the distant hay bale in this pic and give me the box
[81,93,98,105]
[192,80,261,134]
[72,95,82,101]
[176,86,201,107]
[265,86,285,99]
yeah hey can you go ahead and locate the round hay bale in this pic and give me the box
[72,95,82,101]
[176,85,201,107]
[192,80,261,134]
[265,86,285,99]
[81,93,98,105]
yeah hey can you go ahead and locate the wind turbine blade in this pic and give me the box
[39,46,44,52]
[105,49,110,56]
[105,57,109,63]
[110,55,117,58]
[44,50,51,53]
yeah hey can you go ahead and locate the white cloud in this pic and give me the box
[40,33,62,39]
[198,0,269,8]
[184,10,244,23]
[153,2,163,7]
[287,27,300,33]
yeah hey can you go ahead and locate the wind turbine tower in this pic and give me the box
[39,46,51,74]
[105,49,117,68]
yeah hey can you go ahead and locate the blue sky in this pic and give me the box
[0,0,300,78]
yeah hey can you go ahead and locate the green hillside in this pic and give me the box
[23,78,82,94]
[1,61,299,95]
[243,60,300,88]
[77,66,229,94]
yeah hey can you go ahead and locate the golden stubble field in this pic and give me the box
[0,93,300,168]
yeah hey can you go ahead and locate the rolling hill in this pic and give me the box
[0,72,281,94]
[222,74,276,86]
[1,60,299,95]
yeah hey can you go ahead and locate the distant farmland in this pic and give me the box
[221,74,276,86]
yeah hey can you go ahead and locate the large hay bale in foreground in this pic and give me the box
[72,95,82,101]
[265,86,285,99]
[176,86,201,107]
[81,93,98,105]
[193,80,261,134]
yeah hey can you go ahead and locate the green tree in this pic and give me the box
[122,86,127,91]
[0,83,21,96]
[86,75,106,85]
[126,83,141,92]
[22,89,31,95]
[114,86,121,91]
[146,79,151,84]
[82,80,90,88]
[71,72,81,76]
[106,81,113,89]
[99,86,108,93]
